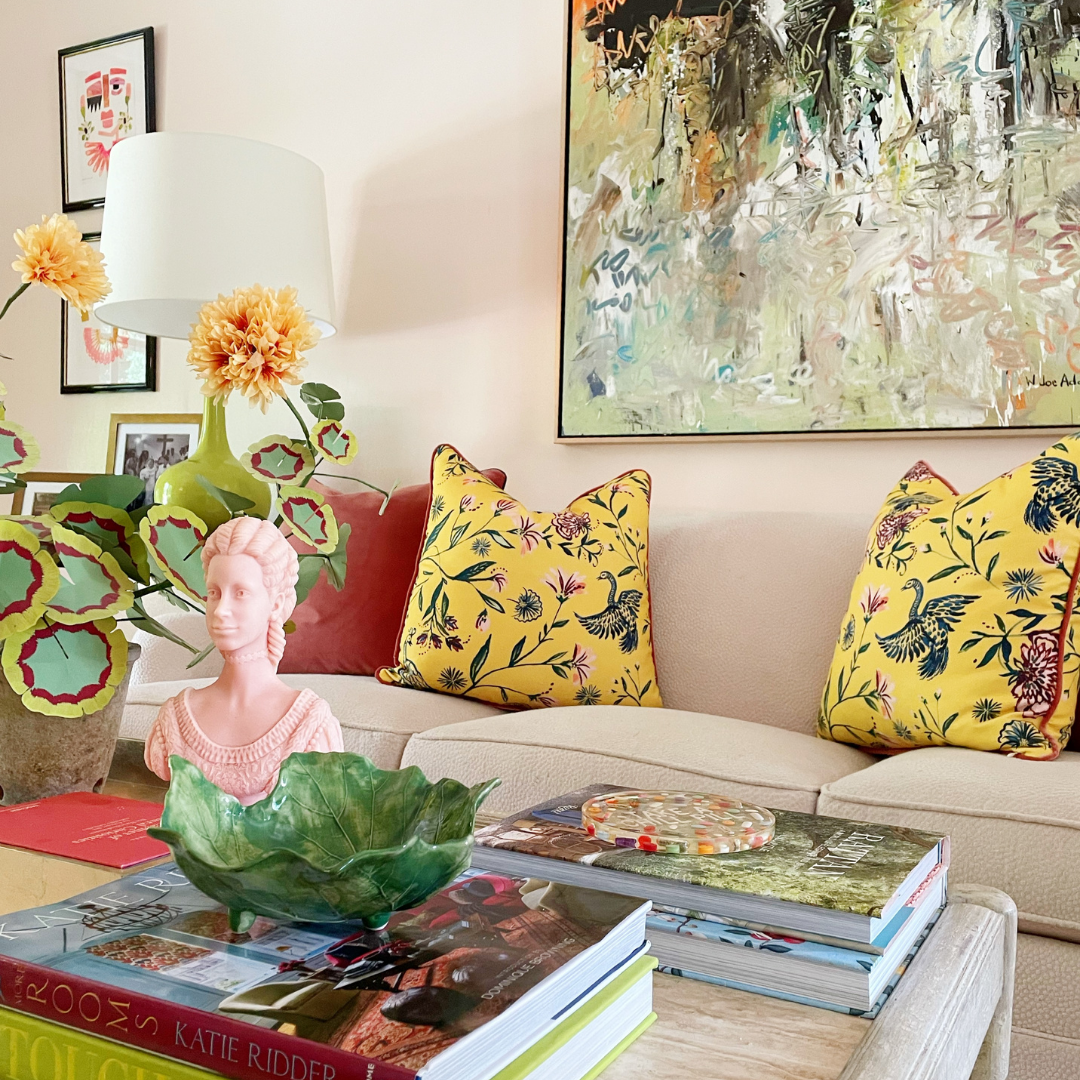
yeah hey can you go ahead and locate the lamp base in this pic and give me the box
[156,397,272,530]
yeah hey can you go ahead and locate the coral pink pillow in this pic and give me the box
[280,469,507,676]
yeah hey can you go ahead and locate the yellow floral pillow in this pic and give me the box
[819,441,1080,760]
[378,446,662,710]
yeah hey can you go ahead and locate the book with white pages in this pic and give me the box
[648,870,946,1011]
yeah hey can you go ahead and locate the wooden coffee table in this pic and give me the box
[606,885,1016,1080]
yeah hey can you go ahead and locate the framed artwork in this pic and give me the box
[558,2,1080,441]
[61,233,156,393]
[58,27,155,212]
[108,413,201,505]
[10,472,93,516]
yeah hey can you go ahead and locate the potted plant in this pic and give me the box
[0,217,385,804]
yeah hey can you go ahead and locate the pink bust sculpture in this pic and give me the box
[145,517,343,804]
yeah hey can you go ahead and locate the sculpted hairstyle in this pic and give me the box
[201,517,299,666]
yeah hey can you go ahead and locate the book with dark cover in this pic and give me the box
[472,786,947,942]
[0,863,647,1080]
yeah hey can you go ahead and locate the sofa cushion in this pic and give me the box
[279,470,507,677]
[648,511,868,737]
[379,445,662,710]
[400,706,874,817]
[122,676,502,770]
[818,747,1080,942]
[819,452,1080,760]
[1015,932,1080,1042]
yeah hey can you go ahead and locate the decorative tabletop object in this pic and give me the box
[144,516,344,804]
[582,790,775,855]
[149,752,500,932]
[0,209,379,804]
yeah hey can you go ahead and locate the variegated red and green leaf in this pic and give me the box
[279,485,339,552]
[0,421,40,473]
[311,420,357,465]
[51,501,150,583]
[139,506,208,601]
[1,617,128,717]
[243,435,315,483]
[0,520,60,638]
[44,524,135,625]
[3,515,56,543]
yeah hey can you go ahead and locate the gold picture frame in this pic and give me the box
[10,472,94,516]
[107,412,202,504]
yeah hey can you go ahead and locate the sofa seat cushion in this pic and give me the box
[122,676,502,770]
[400,706,875,817]
[818,747,1080,942]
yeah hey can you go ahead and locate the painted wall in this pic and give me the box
[0,0,1059,519]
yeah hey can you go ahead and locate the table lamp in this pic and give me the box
[96,132,337,526]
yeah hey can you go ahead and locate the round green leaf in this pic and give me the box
[139,506,208,601]
[311,420,357,465]
[0,422,40,474]
[0,520,60,638]
[51,501,149,582]
[279,486,338,552]
[2,618,128,717]
[243,436,315,483]
[44,525,135,624]
[3,515,56,543]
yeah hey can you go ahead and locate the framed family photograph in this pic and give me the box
[107,413,200,504]
[10,472,93,516]
[61,233,156,393]
[58,27,155,212]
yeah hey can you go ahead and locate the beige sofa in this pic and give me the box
[124,511,1080,1080]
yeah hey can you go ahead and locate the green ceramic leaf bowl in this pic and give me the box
[148,753,500,932]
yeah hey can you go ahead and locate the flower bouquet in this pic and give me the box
[0,215,383,728]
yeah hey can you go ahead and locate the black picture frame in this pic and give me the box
[58,27,156,212]
[60,233,157,394]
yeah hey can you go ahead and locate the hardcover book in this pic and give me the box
[472,786,947,942]
[0,863,648,1080]
[658,912,940,1019]
[647,872,945,1010]
[0,958,657,1080]
[0,792,169,869]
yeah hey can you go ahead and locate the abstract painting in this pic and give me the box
[558,0,1080,438]
[61,234,157,393]
[59,28,155,212]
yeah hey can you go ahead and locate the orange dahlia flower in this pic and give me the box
[187,284,320,411]
[12,214,110,312]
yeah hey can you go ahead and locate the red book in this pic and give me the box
[0,954,415,1080]
[0,792,169,868]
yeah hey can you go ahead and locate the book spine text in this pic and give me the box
[0,955,414,1080]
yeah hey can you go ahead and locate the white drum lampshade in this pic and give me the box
[96,132,336,339]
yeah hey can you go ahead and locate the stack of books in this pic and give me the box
[472,785,949,1017]
[0,862,655,1080]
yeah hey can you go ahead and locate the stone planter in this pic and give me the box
[0,643,140,805]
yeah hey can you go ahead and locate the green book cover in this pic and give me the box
[474,786,945,918]
[489,955,657,1080]
[0,1005,223,1080]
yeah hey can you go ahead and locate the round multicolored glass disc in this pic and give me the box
[581,789,775,855]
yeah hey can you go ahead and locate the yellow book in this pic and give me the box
[0,1006,223,1080]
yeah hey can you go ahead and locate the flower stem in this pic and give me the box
[313,471,390,498]
[283,393,311,442]
[0,282,30,325]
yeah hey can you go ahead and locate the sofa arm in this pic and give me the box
[129,611,223,686]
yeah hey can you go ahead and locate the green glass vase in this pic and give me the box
[155,397,272,530]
